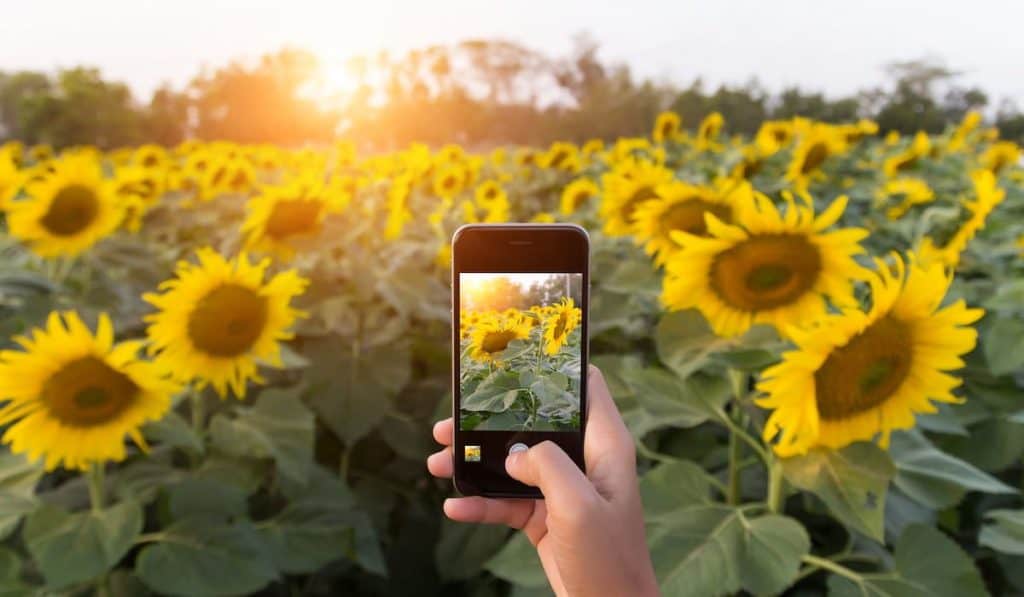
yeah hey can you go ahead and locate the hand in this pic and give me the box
[427,365,659,597]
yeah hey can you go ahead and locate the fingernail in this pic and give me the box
[509,443,529,455]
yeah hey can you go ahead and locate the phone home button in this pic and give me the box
[508,442,529,455]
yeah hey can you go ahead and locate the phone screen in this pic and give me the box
[458,272,584,433]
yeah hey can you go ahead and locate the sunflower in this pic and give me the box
[631,179,750,266]
[883,131,931,178]
[134,145,169,169]
[757,255,983,456]
[560,178,599,215]
[695,112,725,151]
[581,139,605,157]
[241,177,343,259]
[919,169,1005,268]
[113,165,168,231]
[144,249,309,398]
[653,111,683,144]
[468,313,532,363]
[754,120,795,155]
[475,180,506,206]
[541,142,580,172]
[599,158,675,237]
[980,141,1021,174]
[6,155,123,257]
[0,312,177,471]
[947,111,982,153]
[875,178,935,220]
[433,163,466,199]
[661,192,869,338]
[785,126,847,190]
[543,298,582,356]
[839,119,879,145]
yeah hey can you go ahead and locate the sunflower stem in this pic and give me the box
[87,462,105,512]
[725,369,749,505]
[727,419,742,505]
[766,456,785,514]
[189,390,206,467]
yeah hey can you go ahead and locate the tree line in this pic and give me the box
[2,37,1023,150]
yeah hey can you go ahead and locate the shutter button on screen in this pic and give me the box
[508,442,529,455]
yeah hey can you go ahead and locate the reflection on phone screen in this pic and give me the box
[458,272,583,432]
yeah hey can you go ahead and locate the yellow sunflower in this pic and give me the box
[560,178,600,215]
[661,192,869,338]
[541,142,581,173]
[883,131,931,178]
[0,312,177,471]
[433,163,466,200]
[785,126,847,190]
[543,298,582,356]
[980,141,1021,174]
[695,112,725,151]
[469,314,532,363]
[875,178,935,220]
[113,165,168,231]
[144,249,309,398]
[599,158,675,237]
[919,169,1005,268]
[475,180,506,206]
[384,173,414,240]
[631,179,750,266]
[653,111,683,144]
[754,120,795,155]
[757,255,983,456]
[947,111,982,153]
[7,155,123,257]
[134,144,169,169]
[241,176,344,259]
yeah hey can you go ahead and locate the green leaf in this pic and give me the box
[143,411,203,454]
[135,519,277,597]
[640,459,713,519]
[0,547,29,596]
[891,431,1015,509]
[602,258,661,297]
[893,524,987,597]
[210,386,314,484]
[485,532,548,588]
[980,509,1024,555]
[24,501,142,588]
[655,310,721,379]
[781,443,894,541]
[621,368,728,436]
[649,505,809,597]
[710,348,780,371]
[827,574,929,597]
[436,520,510,581]
[304,337,410,444]
[983,317,1024,376]
[0,452,43,540]
[462,370,522,412]
[167,478,249,521]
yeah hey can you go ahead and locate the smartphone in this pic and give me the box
[451,224,589,498]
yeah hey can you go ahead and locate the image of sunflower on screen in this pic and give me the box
[458,272,583,432]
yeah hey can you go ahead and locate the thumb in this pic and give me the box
[505,441,596,511]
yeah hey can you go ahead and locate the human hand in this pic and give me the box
[427,365,659,597]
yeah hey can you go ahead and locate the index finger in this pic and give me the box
[433,418,454,447]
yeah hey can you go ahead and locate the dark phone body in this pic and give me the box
[451,224,589,498]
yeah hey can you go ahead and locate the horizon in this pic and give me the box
[3,0,1023,107]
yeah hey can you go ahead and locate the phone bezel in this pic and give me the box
[450,223,589,498]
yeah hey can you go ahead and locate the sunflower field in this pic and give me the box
[0,109,1022,596]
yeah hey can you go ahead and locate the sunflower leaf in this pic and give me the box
[980,509,1024,555]
[23,500,142,589]
[891,430,1016,509]
[0,452,43,541]
[640,459,715,519]
[484,532,548,588]
[892,524,987,597]
[647,505,809,597]
[983,316,1024,376]
[461,370,521,413]
[781,442,894,542]
[135,518,277,597]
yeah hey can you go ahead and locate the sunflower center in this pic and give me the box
[709,234,822,311]
[264,199,322,240]
[570,190,592,210]
[549,151,569,168]
[660,121,676,138]
[801,143,829,174]
[815,316,913,421]
[663,199,731,236]
[42,356,138,426]
[40,184,100,236]
[481,330,517,354]
[187,284,268,357]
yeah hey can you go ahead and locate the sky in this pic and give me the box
[3,0,1022,106]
